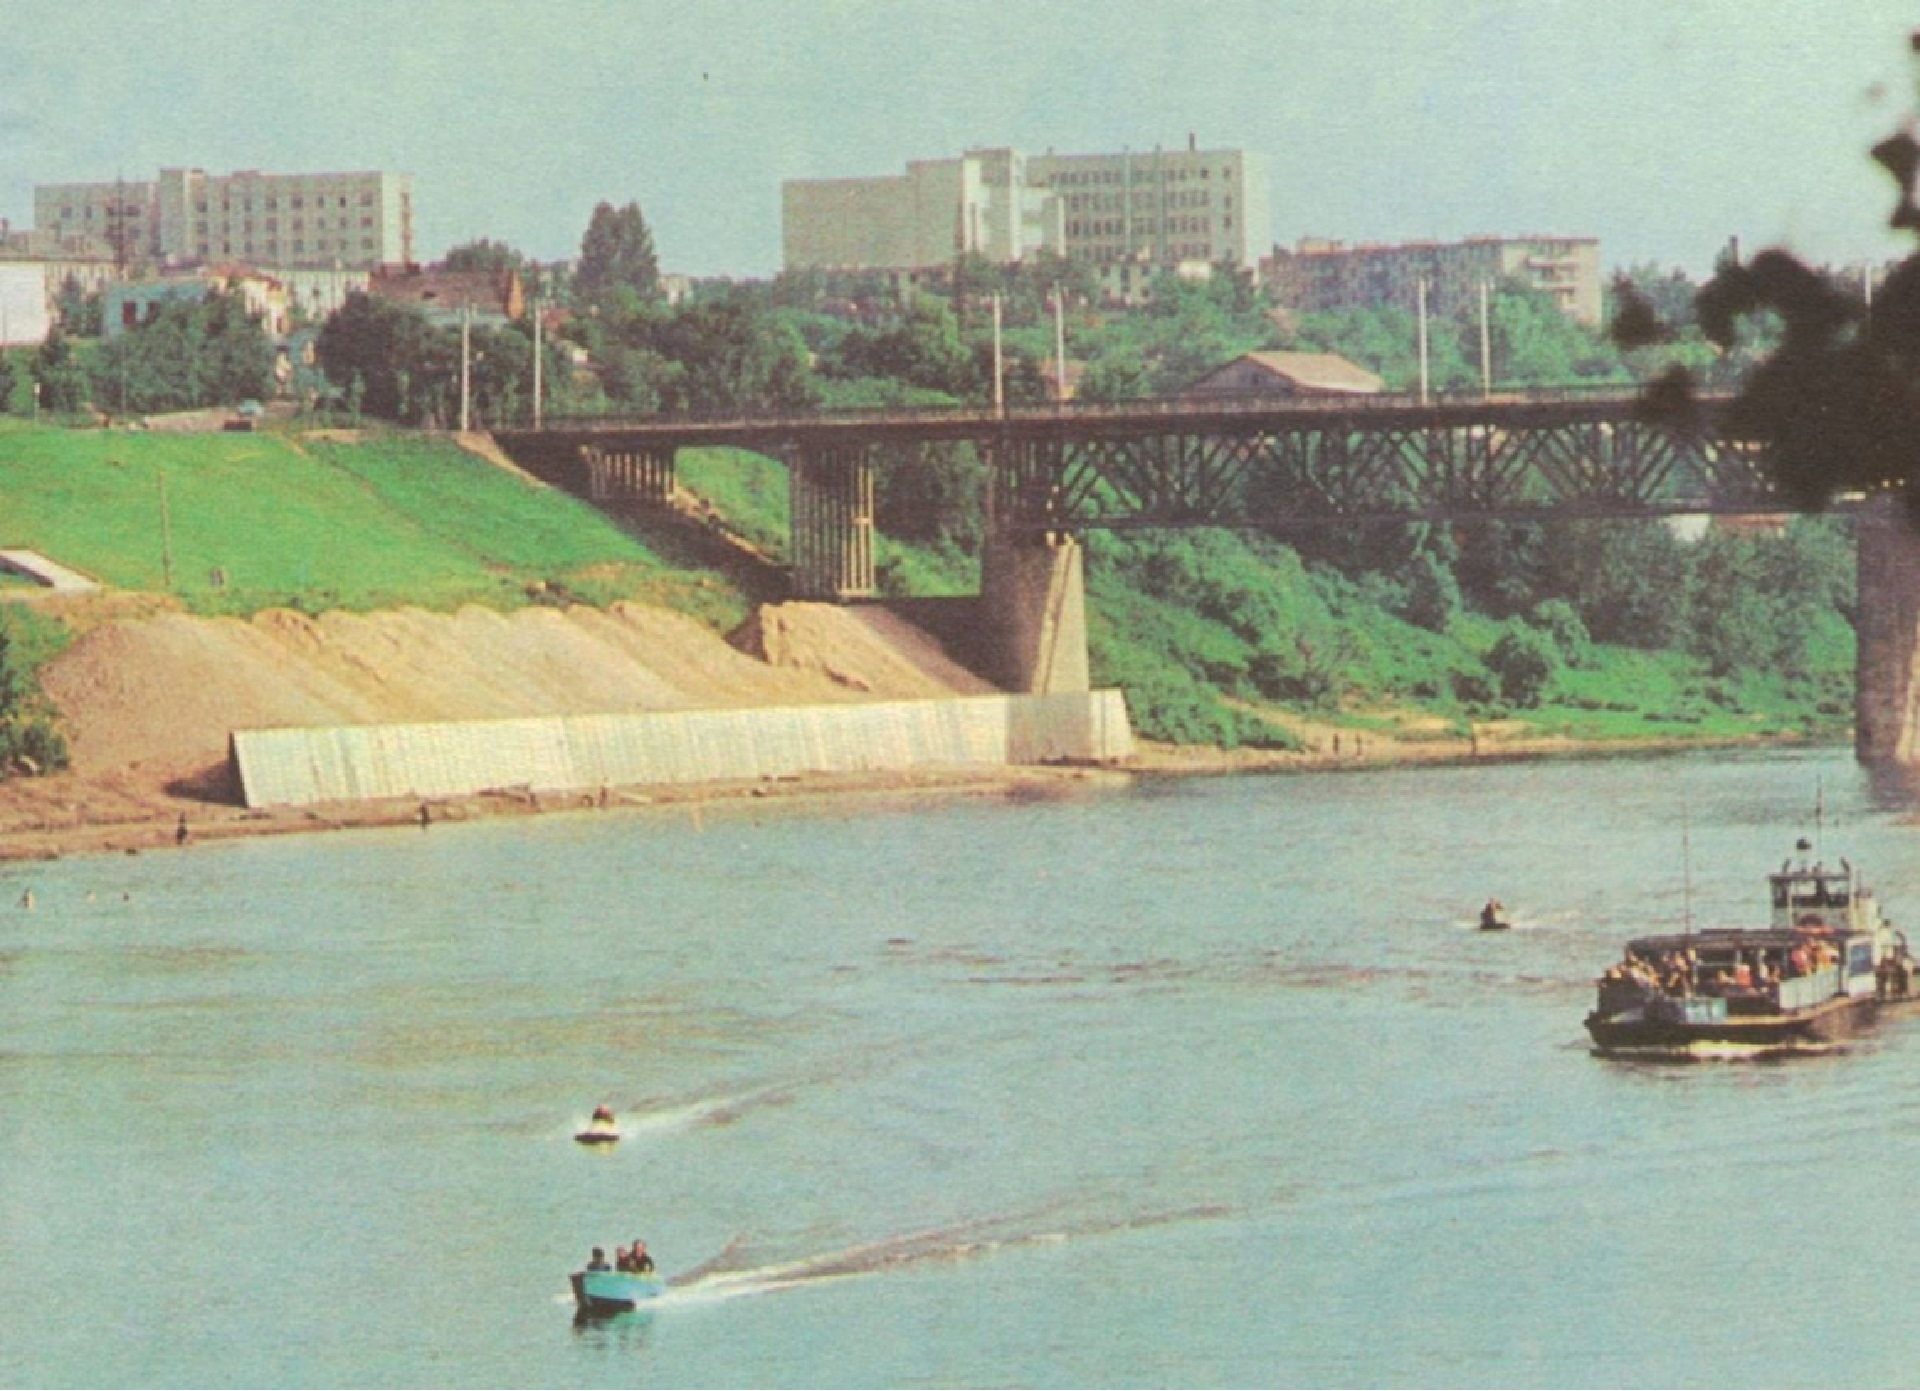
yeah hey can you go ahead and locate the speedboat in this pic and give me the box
[1584,841,1918,1059]
[570,1267,664,1315]
[574,1105,619,1146]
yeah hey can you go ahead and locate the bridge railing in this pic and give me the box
[520,382,1703,437]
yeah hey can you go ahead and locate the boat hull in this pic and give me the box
[1586,995,1871,1059]
[570,1270,663,1315]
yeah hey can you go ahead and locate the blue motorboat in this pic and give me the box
[570,1267,664,1315]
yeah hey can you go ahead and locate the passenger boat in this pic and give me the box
[570,1267,664,1315]
[1585,841,1918,1059]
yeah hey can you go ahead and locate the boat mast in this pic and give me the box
[1682,800,1694,941]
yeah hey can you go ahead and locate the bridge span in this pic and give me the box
[493,391,1920,767]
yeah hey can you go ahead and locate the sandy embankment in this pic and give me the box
[0,597,1044,860]
[0,593,1809,862]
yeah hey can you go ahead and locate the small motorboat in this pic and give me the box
[1478,900,1512,932]
[574,1105,620,1146]
[570,1267,664,1316]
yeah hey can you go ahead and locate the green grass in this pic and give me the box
[0,423,753,624]
[676,447,790,559]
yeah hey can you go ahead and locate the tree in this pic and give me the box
[95,290,276,414]
[832,295,976,395]
[55,276,102,337]
[0,349,16,414]
[1485,624,1558,707]
[1616,48,1920,514]
[443,238,528,277]
[640,294,815,414]
[575,201,661,308]
[30,326,88,414]
[315,291,448,424]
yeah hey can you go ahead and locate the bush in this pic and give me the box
[1485,624,1559,708]
[0,715,68,775]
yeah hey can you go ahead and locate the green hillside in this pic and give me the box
[0,420,753,626]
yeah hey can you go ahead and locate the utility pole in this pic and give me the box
[1053,289,1067,404]
[459,305,471,433]
[1479,279,1492,398]
[992,292,1005,416]
[1417,278,1430,405]
[531,295,543,429]
[157,470,174,591]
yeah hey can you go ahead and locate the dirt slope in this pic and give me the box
[38,599,996,786]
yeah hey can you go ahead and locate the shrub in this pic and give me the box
[1485,624,1559,708]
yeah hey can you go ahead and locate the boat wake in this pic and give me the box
[655,1202,1236,1306]
[614,1084,795,1136]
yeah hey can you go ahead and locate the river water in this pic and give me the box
[6,748,1920,1388]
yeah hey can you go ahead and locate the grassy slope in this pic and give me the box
[0,420,754,626]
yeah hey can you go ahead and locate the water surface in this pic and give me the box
[4,749,1919,1387]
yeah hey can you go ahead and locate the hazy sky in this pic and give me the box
[5,0,1920,278]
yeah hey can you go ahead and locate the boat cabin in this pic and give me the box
[1768,858,1878,934]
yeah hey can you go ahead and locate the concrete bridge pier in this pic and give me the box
[789,443,876,599]
[583,444,675,504]
[977,436,1091,695]
[1856,496,1920,764]
[979,535,1091,694]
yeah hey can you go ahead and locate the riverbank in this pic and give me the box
[0,588,1842,864]
[0,724,1831,865]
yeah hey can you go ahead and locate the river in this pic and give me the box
[6,748,1920,1388]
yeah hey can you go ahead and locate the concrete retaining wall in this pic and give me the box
[231,690,1135,808]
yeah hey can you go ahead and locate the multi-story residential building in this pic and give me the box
[1027,144,1268,273]
[1262,235,1602,326]
[784,148,1064,274]
[783,142,1268,300]
[34,168,413,271]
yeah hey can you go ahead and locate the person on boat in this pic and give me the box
[591,1104,615,1125]
[614,1245,632,1271]
[587,1247,611,1272]
[629,1240,654,1274]
[1480,899,1506,931]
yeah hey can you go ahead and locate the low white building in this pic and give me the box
[0,257,117,345]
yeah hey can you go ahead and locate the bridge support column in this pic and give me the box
[789,444,876,599]
[1856,496,1920,764]
[583,445,675,504]
[979,535,1090,695]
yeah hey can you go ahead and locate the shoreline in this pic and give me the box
[0,727,1843,865]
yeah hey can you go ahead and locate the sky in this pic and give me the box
[4,0,1920,280]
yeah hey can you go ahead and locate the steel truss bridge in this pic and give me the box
[498,389,1777,597]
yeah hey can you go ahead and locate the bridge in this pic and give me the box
[504,389,1775,578]
[493,390,1920,766]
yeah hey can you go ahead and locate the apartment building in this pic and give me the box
[34,168,413,271]
[1027,144,1267,272]
[1263,235,1602,326]
[783,142,1268,292]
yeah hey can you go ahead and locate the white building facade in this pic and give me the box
[783,143,1267,287]
[34,168,413,271]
